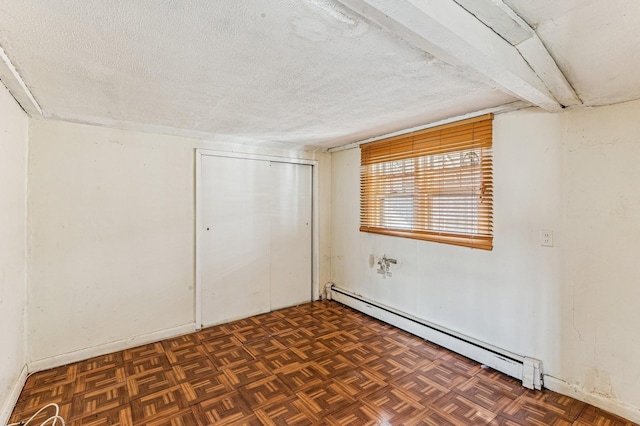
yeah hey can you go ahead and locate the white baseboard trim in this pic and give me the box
[27,323,196,373]
[544,375,640,424]
[1,364,28,426]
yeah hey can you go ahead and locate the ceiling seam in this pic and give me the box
[0,44,43,117]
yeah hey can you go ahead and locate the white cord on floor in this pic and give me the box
[7,403,65,426]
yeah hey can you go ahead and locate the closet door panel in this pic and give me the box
[200,155,271,326]
[269,162,312,310]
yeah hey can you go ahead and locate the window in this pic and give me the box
[360,114,493,250]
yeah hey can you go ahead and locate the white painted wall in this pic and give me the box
[0,85,28,419]
[27,119,331,365]
[27,120,194,363]
[558,100,640,413]
[330,101,640,420]
[331,108,564,359]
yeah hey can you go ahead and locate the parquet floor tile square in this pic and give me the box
[439,351,484,377]
[363,354,415,382]
[275,362,331,392]
[373,335,412,354]
[332,368,388,400]
[300,320,339,338]
[232,327,271,344]
[201,334,243,353]
[209,347,255,370]
[9,300,639,426]
[125,353,172,376]
[262,318,299,336]
[274,329,315,347]
[253,309,287,325]
[130,385,190,422]
[252,310,287,323]
[309,308,344,322]
[324,400,385,426]
[69,405,134,426]
[195,324,228,342]
[162,333,201,351]
[74,366,126,393]
[361,385,426,423]
[178,372,233,403]
[312,353,356,378]
[383,328,424,346]
[290,340,333,361]
[164,344,209,365]
[453,375,523,413]
[393,367,449,405]
[315,314,362,331]
[242,337,287,358]
[359,318,394,334]
[343,324,379,342]
[70,383,130,420]
[253,396,320,425]
[316,330,359,350]
[238,375,292,409]
[286,314,323,329]
[137,408,203,426]
[76,353,123,375]
[221,317,263,334]
[337,341,383,365]
[126,369,178,399]
[123,343,165,361]
[261,318,298,336]
[172,356,218,383]
[196,391,255,425]
[414,359,475,390]
[405,339,449,361]
[402,408,460,426]
[260,349,305,373]
[296,380,355,418]
[220,360,272,387]
[430,391,498,425]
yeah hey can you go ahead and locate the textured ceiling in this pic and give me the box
[0,0,638,148]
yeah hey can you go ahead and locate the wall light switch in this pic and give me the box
[541,230,553,247]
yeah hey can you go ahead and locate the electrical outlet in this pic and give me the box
[541,230,553,247]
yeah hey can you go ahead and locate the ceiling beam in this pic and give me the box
[454,0,581,107]
[0,44,42,117]
[335,0,565,111]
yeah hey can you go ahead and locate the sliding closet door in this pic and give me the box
[200,156,271,326]
[199,155,312,327]
[269,162,312,310]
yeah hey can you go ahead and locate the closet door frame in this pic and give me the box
[195,149,318,329]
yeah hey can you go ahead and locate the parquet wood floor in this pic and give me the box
[9,301,637,425]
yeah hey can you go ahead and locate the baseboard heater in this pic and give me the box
[326,284,543,390]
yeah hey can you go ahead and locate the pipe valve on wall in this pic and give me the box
[376,254,397,278]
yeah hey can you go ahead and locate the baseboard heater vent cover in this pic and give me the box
[326,284,542,390]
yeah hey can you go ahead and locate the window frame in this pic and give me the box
[359,114,493,250]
